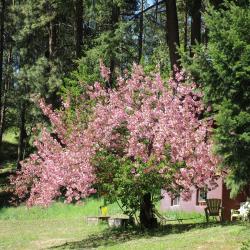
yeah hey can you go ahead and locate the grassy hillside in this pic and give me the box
[0,131,249,250]
[0,199,249,250]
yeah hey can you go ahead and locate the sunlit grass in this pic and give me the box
[0,198,123,220]
[2,128,19,145]
[0,198,249,249]
[0,131,249,249]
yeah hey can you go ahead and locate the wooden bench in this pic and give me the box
[86,216,110,225]
[108,217,129,228]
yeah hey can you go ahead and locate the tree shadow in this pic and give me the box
[51,222,234,249]
[0,140,18,207]
[0,170,15,208]
[0,141,18,162]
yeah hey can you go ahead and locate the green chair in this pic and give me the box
[205,199,224,222]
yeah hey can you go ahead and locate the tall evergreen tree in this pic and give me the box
[181,1,250,196]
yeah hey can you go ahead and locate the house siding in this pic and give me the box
[161,178,223,214]
[160,178,249,221]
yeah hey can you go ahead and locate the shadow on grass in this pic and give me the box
[0,170,15,208]
[51,222,233,249]
[0,140,19,207]
[1,141,18,162]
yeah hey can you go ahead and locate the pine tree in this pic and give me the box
[181,1,250,196]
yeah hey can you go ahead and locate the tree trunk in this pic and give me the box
[48,17,61,108]
[139,193,157,228]
[0,67,7,158]
[184,0,188,51]
[191,0,201,47]
[74,0,83,58]
[0,0,5,154]
[138,0,144,63]
[108,3,120,88]
[165,0,180,70]
[155,0,159,21]
[48,21,57,59]
[0,47,11,160]
[17,102,27,170]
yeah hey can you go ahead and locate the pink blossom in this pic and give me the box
[99,60,111,82]
[11,64,220,206]
[131,168,136,174]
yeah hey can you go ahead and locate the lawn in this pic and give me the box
[0,132,249,250]
[0,199,249,250]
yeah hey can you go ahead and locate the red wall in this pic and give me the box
[222,184,249,220]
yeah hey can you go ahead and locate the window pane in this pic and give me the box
[172,196,180,206]
[197,188,207,205]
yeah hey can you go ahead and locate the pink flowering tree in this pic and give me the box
[11,63,219,227]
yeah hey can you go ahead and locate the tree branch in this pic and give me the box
[129,0,165,20]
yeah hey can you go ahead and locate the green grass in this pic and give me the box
[161,209,205,223]
[0,131,249,249]
[2,128,19,145]
[0,199,249,250]
[1,129,18,169]
[0,199,123,221]
[52,223,250,250]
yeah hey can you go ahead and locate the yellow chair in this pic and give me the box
[101,206,108,217]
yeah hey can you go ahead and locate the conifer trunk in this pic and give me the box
[17,102,27,170]
[138,0,144,63]
[0,0,5,155]
[48,16,60,108]
[184,0,188,51]
[74,0,83,58]
[0,48,13,150]
[0,47,11,153]
[109,3,120,88]
[49,21,57,59]
[165,0,180,70]
[191,0,201,47]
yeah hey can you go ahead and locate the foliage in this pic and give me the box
[93,149,178,216]
[11,64,219,213]
[181,1,250,196]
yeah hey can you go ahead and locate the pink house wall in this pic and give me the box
[160,178,249,220]
[160,178,223,214]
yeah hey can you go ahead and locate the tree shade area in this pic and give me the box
[0,0,249,231]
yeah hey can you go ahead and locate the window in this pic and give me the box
[197,188,207,206]
[171,196,180,206]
